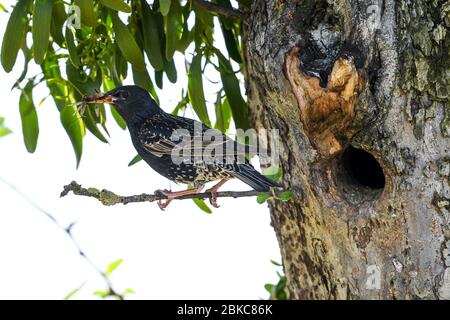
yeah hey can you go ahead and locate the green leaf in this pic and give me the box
[193,3,213,49]
[220,23,242,63]
[279,191,292,201]
[13,45,31,90]
[176,5,193,53]
[214,95,232,133]
[270,260,282,266]
[265,260,287,300]
[100,0,131,13]
[1,0,32,72]
[188,53,210,126]
[122,288,135,296]
[256,192,270,204]
[32,0,53,64]
[264,284,274,293]
[42,50,85,166]
[19,81,39,153]
[128,154,142,166]
[140,0,164,71]
[110,10,146,70]
[171,91,188,115]
[155,70,163,89]
[61,105,85,168]
[74,0,97,27]
[193,198,213,214]
[105,258,124,276]
[83,106,109,143]
[159,0,171,16]
[132,65,153,92]
[112,44,125,86]
[50,1,66,47]
[0,117,12,137]
[110,105,126,130]
[66,61,97,95]
[93,290,110,298]
[41,50,66,111]
[164,0,183,61]
[65,27,81,67]
[164,58,177,83]
[263,166,282,182]
[64,281,86,300]
[215,50,249,130]
[0,3,8,12]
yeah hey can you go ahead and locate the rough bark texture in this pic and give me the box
[243,0,450,299]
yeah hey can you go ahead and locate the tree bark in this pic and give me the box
[243,0,450,299]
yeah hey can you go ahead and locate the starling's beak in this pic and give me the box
[83,93,118,104]
[96,94,117,104]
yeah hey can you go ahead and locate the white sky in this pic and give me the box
[0,2,281,299]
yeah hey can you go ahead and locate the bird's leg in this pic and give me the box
[205,178,230,208]
[156,186,204,210]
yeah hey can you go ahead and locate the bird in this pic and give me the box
[83,85,281,210]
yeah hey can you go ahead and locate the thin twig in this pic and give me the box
[192,0,247,20]
[60,181,268,206]
[0,177,124,300]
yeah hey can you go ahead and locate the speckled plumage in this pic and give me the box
[96,85,281,192]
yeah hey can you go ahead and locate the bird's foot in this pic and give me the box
[205,178,230,208]
[155,189,173,211]
[155,187,204,210]
[208,191,220,208]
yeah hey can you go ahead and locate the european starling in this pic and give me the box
[84,85,281,209]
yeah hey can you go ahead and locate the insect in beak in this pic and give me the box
[82,89,117,104]
[75,89,123,117]
[96,94,116,104]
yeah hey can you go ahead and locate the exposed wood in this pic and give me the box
[284,47,365,156]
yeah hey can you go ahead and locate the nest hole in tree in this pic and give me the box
[328,146,386,205]
[342,146,385,189]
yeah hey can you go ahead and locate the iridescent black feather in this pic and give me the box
[102,85,281,192]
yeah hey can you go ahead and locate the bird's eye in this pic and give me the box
[118,91,129,99]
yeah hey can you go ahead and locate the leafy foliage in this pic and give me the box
[105,258,124,276]
[19,80,39,152]
[256,168,291,204]
[0,116,12,137]
[192,197,212,213]
[264,260,287,300]
[63,281,87,300]
[64,258,132,300]
[1,0,249,167]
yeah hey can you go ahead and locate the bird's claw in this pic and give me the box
[156,189,172,211]
[208,192,220,208]
[157,199,171,211]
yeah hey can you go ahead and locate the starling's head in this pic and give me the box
[89,85,159,123]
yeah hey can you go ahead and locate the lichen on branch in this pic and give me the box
[60,181,273,206]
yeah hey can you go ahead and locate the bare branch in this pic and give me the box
[60,181,270,206]
[192,0,247,21]
[0,177,124,300]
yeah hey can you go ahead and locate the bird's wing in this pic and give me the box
[136,116,179,157]
[139,114,261,159]
[166,114,261,157]
[143,138,177,157]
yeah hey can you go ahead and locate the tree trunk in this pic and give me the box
[243,0,450,299]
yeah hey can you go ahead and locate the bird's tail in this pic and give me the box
[230,164,282,192]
